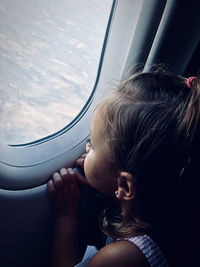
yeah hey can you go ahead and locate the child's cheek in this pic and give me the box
[84,151,96,183]
[83,153,91,180]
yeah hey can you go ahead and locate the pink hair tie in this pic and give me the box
[187,77,196,88]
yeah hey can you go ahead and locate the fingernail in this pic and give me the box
[68,168,74,174]
[53,172,59,179]
[60,168,67,175]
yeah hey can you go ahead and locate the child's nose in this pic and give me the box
[86,142,91,153]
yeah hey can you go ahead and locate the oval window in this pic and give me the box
[0,0,113,144]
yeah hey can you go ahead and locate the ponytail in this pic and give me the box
[179,76,200,142]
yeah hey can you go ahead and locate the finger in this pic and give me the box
[76,157,85,169]
[70,183,80,200]
[48,179,57,199]
[52,172,64,190]
[76,172,90,187]
[60,168,71,186]
[61,168,76,197]
[76,153,87,164]
[68,168,78,185]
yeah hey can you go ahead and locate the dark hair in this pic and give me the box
[99,71,200,266]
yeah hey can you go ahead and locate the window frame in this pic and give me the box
[0,0,163,189]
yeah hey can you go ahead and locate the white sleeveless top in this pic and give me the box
[75,234,170,266]
[125,234,169,266]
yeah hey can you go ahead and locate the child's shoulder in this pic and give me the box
[86,240,150,267]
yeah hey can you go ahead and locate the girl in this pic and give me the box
[48,70,200,267]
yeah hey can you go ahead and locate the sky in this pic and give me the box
[0,0,112,144]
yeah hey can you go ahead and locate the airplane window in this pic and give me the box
[0,0,113,145]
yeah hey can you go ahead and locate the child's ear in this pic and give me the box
[117,171,135,200]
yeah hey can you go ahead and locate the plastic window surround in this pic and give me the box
[0,0,161,190]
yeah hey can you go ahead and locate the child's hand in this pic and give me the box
[48,168,82,218]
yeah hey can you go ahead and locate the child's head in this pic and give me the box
[84,70,200,239]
